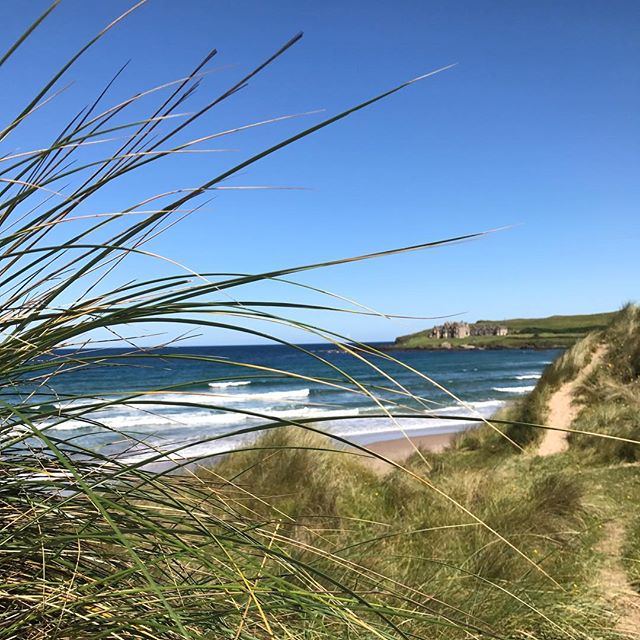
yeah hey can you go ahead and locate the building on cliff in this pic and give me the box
[429,322,508,339]
[429,321,470,339]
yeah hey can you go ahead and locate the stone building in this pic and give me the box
[453,322,470,338]
[428,321,508,339]
[430,321,470,339]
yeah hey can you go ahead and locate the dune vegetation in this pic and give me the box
[456,304,639,453]
[1,5,639,639]
[201,304,640,638]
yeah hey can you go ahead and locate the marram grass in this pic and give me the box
[1,4,639,639]
[0,5,478,638]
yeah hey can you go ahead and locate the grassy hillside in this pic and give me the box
[198,305,640,638]
[200,431,607,638]
[456,304,639,454]
[394,311,616,349]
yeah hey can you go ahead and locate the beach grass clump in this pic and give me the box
[345,458,602,637]
[596,303,640,383]
[2,455,415,639]
[197,427,380,539]
[570,402,640,463]
[452,401,532,452]
[506,329,603,444]
[378,454,589,576]
[0,5,482,637]
[202,429,612,638]
[576,303,640,404]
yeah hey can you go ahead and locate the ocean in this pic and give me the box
[16,344,561,465]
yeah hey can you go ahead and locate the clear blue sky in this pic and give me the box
[2,1,638,344]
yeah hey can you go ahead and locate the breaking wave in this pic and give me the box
[44,403,354,433]
[208,381,251,389]
[54,388,310,412]
[492,385,535,394]
[208,388,310,402]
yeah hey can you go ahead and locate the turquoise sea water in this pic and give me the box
[13,344,561,464]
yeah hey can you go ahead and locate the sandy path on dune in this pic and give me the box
[596,522,640,636]
[535,344,640,634]
[537,345,606,456]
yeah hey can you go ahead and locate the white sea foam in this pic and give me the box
[268,407,359,421]
[54,388,310,413]
[144,388,310,405]
[116,407,362,464]
[54,398,98,411]
[116,399,507,465]
[44,402,355,432]
[44,411,250,432]
[464,399,506,411]
[334,418,460,439]
[300,400,504,440]
[120,442,234,465]
[209,388,310,402]
[208,381,251,389]
[514,374,541,380]
[492,385,535,394]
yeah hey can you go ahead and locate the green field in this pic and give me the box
[394,311,616,349]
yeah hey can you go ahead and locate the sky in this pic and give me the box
[1,0,638,344]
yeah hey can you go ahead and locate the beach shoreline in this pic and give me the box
[163,429,460,477]
[354,431,456,473]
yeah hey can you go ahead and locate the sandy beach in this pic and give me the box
[358,431,455,473]
[167,430,458,477]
